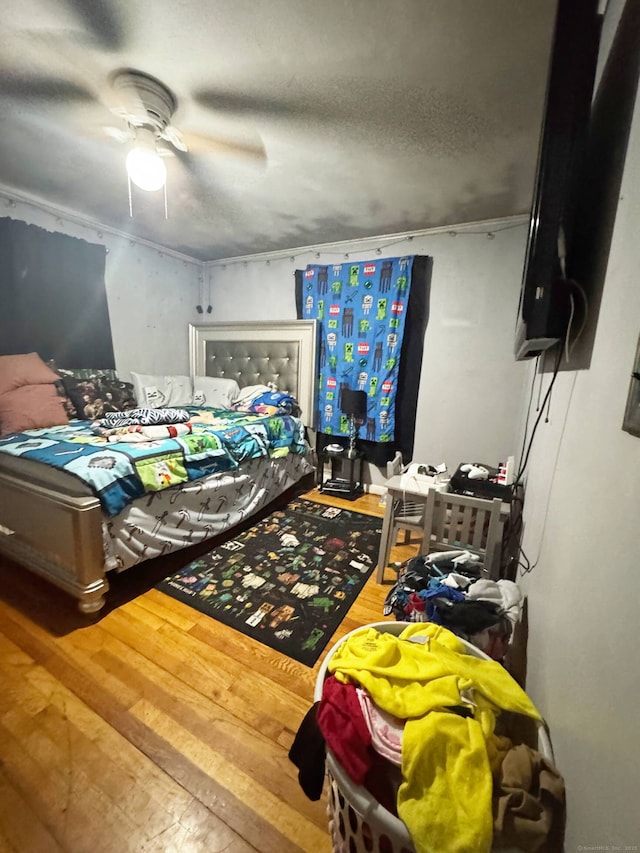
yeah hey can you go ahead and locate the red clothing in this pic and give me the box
[317,675,372,784]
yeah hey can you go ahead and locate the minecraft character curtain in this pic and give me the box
[296,255,430,463]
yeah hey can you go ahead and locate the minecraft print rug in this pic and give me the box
[157,497,382,666]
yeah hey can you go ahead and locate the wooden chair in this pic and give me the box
[384,497,425,549]
[381,453,429,551]
[421,489,505,578]
[376,474,430,581]
[376,481,506,582]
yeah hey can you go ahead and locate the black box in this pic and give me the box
[449,463,513,503]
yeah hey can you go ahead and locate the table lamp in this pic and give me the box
[340,389,368,459]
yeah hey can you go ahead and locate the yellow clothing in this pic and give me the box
[327,624,541,853]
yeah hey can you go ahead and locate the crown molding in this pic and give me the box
[204,214,529,268]
[0,182,529,269]
[0,183,203,267]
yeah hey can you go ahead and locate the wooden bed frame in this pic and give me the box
[0,320,318,613]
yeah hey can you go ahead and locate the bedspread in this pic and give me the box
[0,407,309,517]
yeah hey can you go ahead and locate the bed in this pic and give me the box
[0,320,318,613]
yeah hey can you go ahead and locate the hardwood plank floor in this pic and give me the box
[0,488,421,853]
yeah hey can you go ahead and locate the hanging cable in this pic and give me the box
[518,542,533,575]
[565,279,589,359]
[501,359,538,576]
[522,368,579,575]
[545,377,553,423]
[196,276,203,314]
[513,343,563,488]
[535,352,545,412]
[517,355,539,474]
[564,292,576,363]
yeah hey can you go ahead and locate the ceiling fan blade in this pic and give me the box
[179,130,267,163]
[101,124,136,143]
[159,124,188,153]
[0,74,95,103]
[193,88,327,121]
[62,0,125,50]
[10,30,114,111]
[171,149,242,218]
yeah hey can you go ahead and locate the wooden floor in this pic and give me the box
[0,488,422,853]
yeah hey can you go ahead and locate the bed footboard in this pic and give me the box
[0,470,108,613]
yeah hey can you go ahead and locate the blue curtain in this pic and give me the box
[301,255,414,443]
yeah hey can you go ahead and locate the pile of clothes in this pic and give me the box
[91,406,193,442]
[290,622,566,853]
[383,551,523,662]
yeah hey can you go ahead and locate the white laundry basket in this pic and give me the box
[314,621,554,853]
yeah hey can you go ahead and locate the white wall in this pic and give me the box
[518,2,640,844]
[1,196,202,377]
[207,219,529,482]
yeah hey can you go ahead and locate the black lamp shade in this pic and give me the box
[341,389,367,421]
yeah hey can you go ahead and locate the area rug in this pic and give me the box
[157,497,382,666]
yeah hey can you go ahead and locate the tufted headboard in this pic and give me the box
[189,321,318,427]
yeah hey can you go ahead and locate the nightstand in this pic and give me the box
[317,447,364,501]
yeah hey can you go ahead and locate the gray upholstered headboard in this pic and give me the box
[189,321,318,427]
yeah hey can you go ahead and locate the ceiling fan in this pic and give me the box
[0,40,267,194]
[100,69,267,192]
[2,0,328,198]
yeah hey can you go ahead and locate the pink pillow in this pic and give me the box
[0,352,59,397]
[0,384,69,436]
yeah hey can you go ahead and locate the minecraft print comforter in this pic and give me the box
[0,407,308,517]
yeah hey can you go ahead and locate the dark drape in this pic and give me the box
[0,218,114,368]
[295,254,431,467]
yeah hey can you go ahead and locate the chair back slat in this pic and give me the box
[421,490,505,578]
[459,505,474,547]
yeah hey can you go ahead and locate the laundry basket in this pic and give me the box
[314,621,554,853]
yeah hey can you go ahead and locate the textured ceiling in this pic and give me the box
[0,0,557,261]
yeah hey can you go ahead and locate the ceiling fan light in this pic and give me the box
[126,145,167,192]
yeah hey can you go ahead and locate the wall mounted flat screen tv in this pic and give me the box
[515,0,602,361]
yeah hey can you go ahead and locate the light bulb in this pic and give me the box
[126,145,167,192]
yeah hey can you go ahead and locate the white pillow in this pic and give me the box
[233,384,271,406]
[130,372,193,408]
[192,376,240,409]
